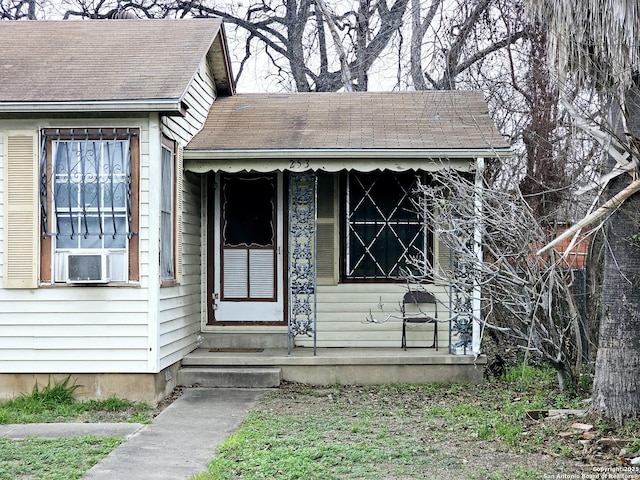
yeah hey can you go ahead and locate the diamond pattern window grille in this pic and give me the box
[346,170,431,279]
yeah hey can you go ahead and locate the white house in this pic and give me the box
[0,19,510,403]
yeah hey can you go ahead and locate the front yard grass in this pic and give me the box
[0,376,152,424]
[193,366,640,480]
[3,370,640,480]
[0,436,123,480]
[0,377,153,480]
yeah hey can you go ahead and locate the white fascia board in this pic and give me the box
[184,147,512,160]
[184,148,512,173]
[0,99,185,115]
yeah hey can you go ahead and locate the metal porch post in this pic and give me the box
[287,171,317,355]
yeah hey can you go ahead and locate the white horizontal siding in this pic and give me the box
[0,132,4,284]
[1,291,148,314]
[0,118,153,374]
[0,347,148,360]
[162,58,216,146]
[159,334,199,367]
[0,322,147,337]
[295,283,451,348]
[0,306,151,372]
[2,358,149,373]
[155,61,215,370]
[32,337,145,349]
[157,170,203,369]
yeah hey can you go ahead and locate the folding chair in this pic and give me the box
[401,290,438,350]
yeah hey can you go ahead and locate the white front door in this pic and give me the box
[211,172,285,322]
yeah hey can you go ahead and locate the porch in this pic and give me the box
[177,92,508,390]
[178,347,486,388]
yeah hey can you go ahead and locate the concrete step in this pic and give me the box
[177,367,282,388]
[199,332,288,350]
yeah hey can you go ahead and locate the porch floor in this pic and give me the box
[180,348,486,386]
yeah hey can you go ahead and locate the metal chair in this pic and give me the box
[401,290,438,350]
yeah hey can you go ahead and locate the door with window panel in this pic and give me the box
[211,172,285,322]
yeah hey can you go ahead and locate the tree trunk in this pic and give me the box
[586,228,605,362]
[591,85,640,425]
[287,0,312,92]
[28,0,36,19]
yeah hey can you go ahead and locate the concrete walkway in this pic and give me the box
[0,388,268,480]
[0,422,144,439]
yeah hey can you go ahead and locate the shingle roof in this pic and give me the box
[0,18,227,105]
[186,91,508,152]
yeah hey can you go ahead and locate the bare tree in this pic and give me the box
[407,0,589,219]
[185,0,409,91]
[415,169,584,390]
[314,0,354,91]
[407,2,605,367]
[409,0,527,91]
[47,0,408,92]
[0,0,38,19]
[366,167,586,389]
[514,25,563,221]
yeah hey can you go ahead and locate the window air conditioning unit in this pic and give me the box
[66,252,110,284]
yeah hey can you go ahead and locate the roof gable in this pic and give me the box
[0,18,232,112]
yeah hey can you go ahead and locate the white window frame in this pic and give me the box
[160,138,176,284]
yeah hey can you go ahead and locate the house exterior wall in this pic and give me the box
[161,58,217,144]
[0,55,220,392]
[157,56,216,370]
[295,283,450,348]
[0,116,154,374]
[297,170,455,349]
[201,169,457,349]
[157,172,203,369]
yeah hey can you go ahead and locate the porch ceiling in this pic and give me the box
[184,90,511,173]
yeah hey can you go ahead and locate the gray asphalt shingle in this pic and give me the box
[187,91,508,151]
[0,18,223,103]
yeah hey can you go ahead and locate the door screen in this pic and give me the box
[221,175,276,300]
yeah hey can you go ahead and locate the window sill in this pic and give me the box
[40,282,140,288]
[340,278,434,284]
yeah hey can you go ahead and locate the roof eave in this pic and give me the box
[214,24,236,96]
[0,99,186,115]
[184,147,512,160]
[178,21,234,104]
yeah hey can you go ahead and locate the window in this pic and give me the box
[344,170,432,280]
[316,172,339,285]
[40,128,139,284]
[160,138,175,284]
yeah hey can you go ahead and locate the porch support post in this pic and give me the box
[287,171,318,355]
[472,157,484,354]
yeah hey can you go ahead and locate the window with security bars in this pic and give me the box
[345,170,432,280]
[40,129,139,284]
